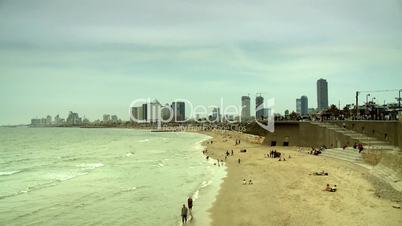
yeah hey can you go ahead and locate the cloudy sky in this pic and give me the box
[0,0,401,124]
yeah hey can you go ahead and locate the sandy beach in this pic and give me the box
[200,130,402,226]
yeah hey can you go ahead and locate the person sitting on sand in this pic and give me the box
[314,170,328,176]
[331,185,337,192]
[248,179,253,185]
[243,179,247,185]
[323,184,331,192]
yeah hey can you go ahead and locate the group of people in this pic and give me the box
[267,150,281,158]
[309,147,324,155]
[180,197,193,224]
[323,184,337,192]
[242,178,253,185]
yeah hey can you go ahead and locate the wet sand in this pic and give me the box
[200,130,402,226]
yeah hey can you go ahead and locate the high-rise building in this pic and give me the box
[171,101,185,122]
[255,96,264,119]
[149,100,162,123]
[296,98,301,113]
[211,108,221,122]
[131,106,144,122]
[317,78,328,111]
[300,95,308,116]
[241,96,251,120]
[66,111,81,125]
[161,104,172,121]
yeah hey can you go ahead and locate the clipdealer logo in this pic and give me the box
[128,97,275,132]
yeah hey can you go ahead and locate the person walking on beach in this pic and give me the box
[187,197,193,218]
[238,158,241,164]
[181,204,188,224]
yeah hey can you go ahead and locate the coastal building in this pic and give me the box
[262,108,271,120]
[131,106,145,122]
[256,95,264,119]
[211,108,221,122]
[241,96,251,120]
[317,78,328,111]
[46,115,52,125]
[301,96,308,116]
[142,103,148,122]
[161,104,172,121]
[103,114,111,122]
[296,98,301,114]
[149,99,162,123]
[66,111,81,125]
[171,101,185,122]
[111,115,118,123]
[54,114,62,125]
[31,118,41,126]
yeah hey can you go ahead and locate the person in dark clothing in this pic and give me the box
[181,204,188,224]
[187,197,193,218]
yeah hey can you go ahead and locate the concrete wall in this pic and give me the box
[247,121,401,150]
[330,120,401,150]
[261,122,300,146]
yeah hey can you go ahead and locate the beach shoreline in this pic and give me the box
[199,130,402,226]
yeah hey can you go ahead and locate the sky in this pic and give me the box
[0,0,402,125]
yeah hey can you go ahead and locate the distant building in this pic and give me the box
[161,104,172,121]
[103,114,111,122]
[301,96,308,116]
[211,108,221,122]
[142,103,148,122]
[308,108,317,114]
[149,99,162,123]
[262,108,271,120]
[46,115,52,125]
[171,101,185,122]
[111,115,118,123]
[66,111,81,125]
[131,106,144,122]
[31,118,41,126]
[256,95,264,119]
[241,96,251,120]
[54,114,62,124]
[296,98,301,113]
[317,78,328,110]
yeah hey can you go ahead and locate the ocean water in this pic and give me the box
[0,127,225,226]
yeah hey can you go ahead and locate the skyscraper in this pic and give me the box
[296,98,301,113]
[300,95,308,116]
[171,101,185,122]
[255,95,264,119]
[241,96,251,120]
[317,78,328,110]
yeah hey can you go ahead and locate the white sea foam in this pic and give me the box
[0,170,20,176]
[138,139,150,143]
[78,163,104,170]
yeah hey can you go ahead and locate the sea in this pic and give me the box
[0,127,226,226]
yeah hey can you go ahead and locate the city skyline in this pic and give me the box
[1,0,402,125]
